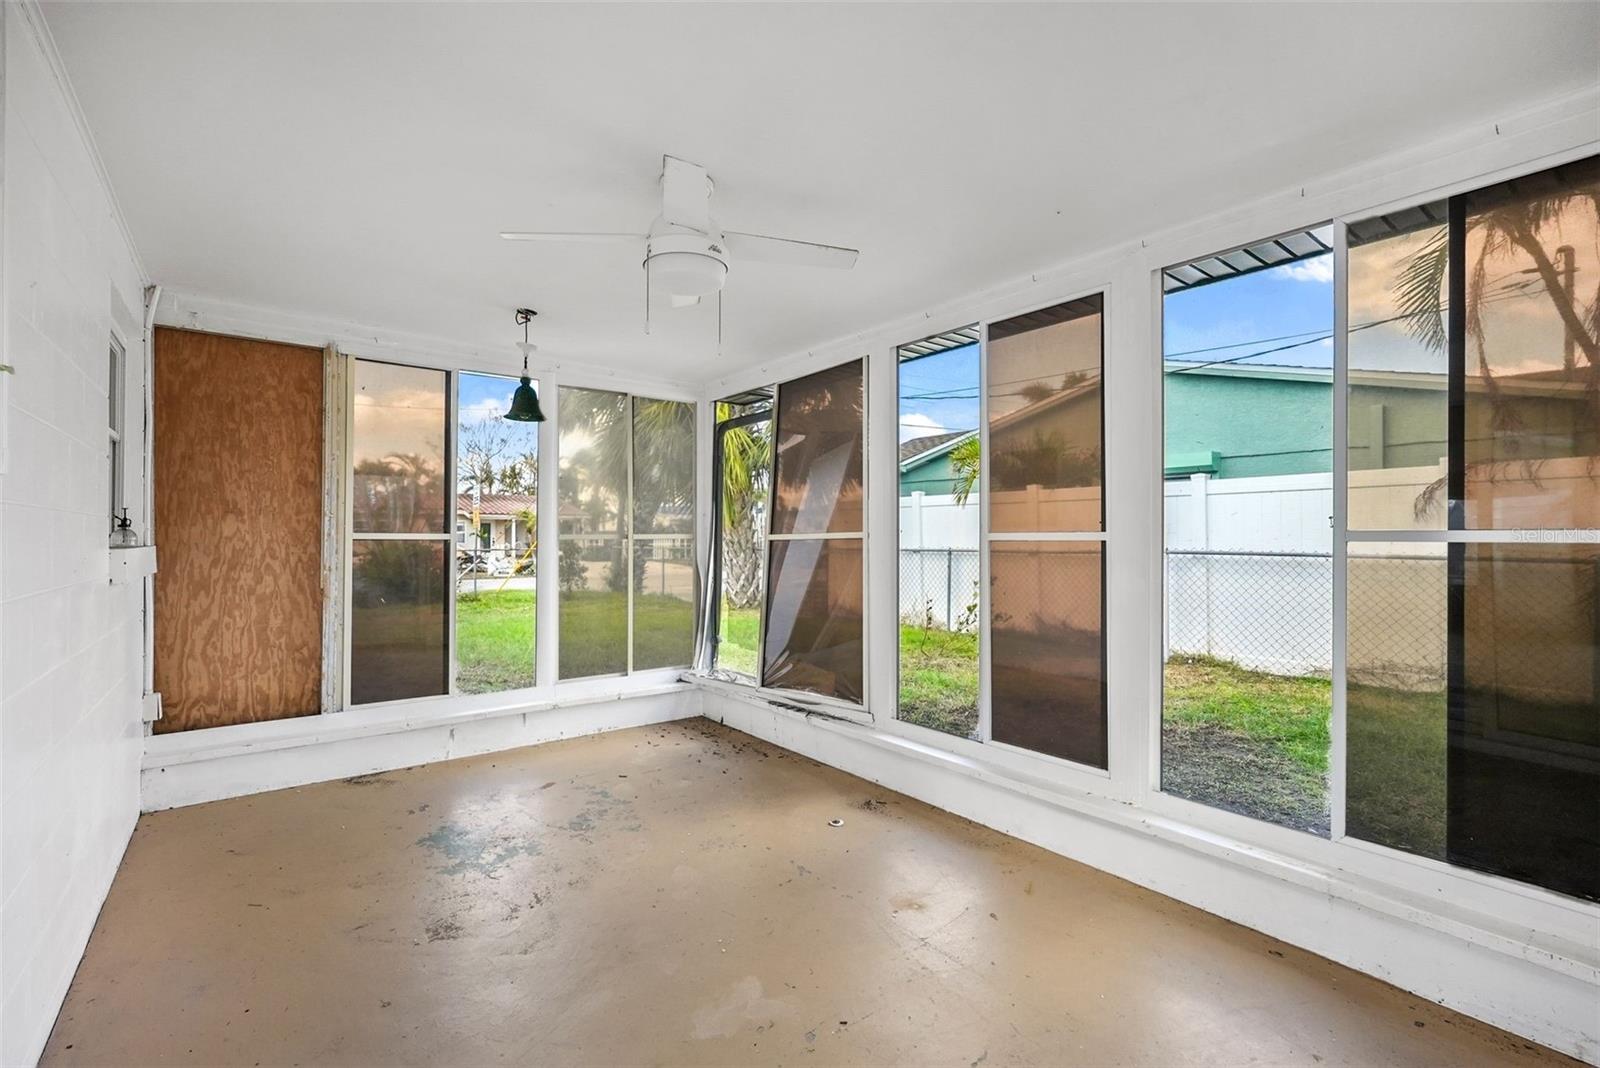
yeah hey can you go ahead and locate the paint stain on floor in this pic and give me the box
[41,719,1581,1067]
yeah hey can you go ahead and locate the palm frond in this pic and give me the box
[1394,226,1449,352]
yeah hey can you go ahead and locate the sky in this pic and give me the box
[1163,253,1335,371]
[458,371,541,482]
[898,342,979,444]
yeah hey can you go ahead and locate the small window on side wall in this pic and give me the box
[108,337,126,540]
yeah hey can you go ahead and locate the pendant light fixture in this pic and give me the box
[504,307,546,422]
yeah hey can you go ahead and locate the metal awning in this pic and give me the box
[1163,225,1334,294]
[1347,200,1448,245]
[897,324,979,360]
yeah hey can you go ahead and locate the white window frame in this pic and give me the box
[750,357,872,722]
[108,334,127,539]
[708,399,774,682]
[554,386,699,682]
[340,357,457,710]
[1152,223,1338,833]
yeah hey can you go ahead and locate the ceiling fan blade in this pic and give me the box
[670,294,702,309]
[499,232,643,243]
[660,155,712,231]
[723,231,859,269]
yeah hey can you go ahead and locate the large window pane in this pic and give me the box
[1460,158,1600,529]
[988,297,1103,534]
[990,542,1104,766]
[350,359,450,705]
[350,539,447,704]
[1346,544,1448,859]
[559,386,628,678]
[454,372,538,694]
[558,537,627,679]
[559,387,628,536]
[898,328,980,738]
[714,397,772,678]
[770,360,864,535]
[633,398,695,535]
[631,397,695,671]
[762,538,864,703]
[634,535,695,671]
[1451,542,1599,900]
[353,361,448,534]
[1347,211,1449,531]
[1161,236,1334,833]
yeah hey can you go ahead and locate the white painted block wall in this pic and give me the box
[0,7,148,1065]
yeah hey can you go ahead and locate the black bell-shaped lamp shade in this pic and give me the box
[505,325,546,422]
[506,374,545,422]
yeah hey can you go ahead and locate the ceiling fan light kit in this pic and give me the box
[501,154,859,338]
[644,232,729,300]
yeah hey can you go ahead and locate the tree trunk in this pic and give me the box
[723,505,764,609]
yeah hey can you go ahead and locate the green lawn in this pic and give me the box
[1346,681,1446,857]
[535,595,1445,849]
[1163,654,1330,776]
[457,588,535,694]
[717,602,761,677]
[1161,654,1332,833]
[455,587,695,692]
[898,623,978,737]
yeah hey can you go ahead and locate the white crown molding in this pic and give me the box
[703,81,1600,401]
[17,0,150,285]
[154,288,700,399]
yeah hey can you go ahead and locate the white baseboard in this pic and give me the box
[702,688,1600,1065]
[140,684,700,811]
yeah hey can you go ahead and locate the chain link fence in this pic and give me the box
[1165,550,1333,676]
[899,548,981,631]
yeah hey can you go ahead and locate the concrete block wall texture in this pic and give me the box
[0,7,149,1065]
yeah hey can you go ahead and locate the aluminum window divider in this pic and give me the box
[978,321,993,744]
[756,361,870,710]
[1331,219,1350,842]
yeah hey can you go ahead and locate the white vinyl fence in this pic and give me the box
[899,469,1460,682]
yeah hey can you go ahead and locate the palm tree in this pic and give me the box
[1394,183,1599,516]
[950,435,980,506]
[560,393,696,588]
[716,402,772,609]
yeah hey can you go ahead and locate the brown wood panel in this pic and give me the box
[153,327,324,732]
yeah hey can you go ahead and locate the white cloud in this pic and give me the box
[898,412,949,443]
[1281,256,1334,283]
[461,396,505,424]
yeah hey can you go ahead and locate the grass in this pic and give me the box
[685,604,1445,849]
[1161,654,1332,833]
[1162,654,1331,777]
[898,623,978,737]
[715,608,982,741]
[717,602,761,677]
[457,589,535,694]
[1346,681,1446,857]
[454,588,695,691]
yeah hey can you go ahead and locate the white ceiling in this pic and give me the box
[43,2,1600,383]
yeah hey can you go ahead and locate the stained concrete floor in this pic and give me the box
[44,720,1574,1067]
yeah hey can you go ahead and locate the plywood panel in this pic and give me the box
[153,328,324,732]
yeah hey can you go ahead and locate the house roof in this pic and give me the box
[456,492,539,518]
[899,430,974,468]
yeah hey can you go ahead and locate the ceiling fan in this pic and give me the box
[501,155,859,328]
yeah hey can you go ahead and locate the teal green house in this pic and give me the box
[899,430,975,496]
[1165,364,1454,479]
[899,362,1583,492]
